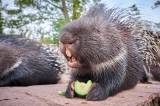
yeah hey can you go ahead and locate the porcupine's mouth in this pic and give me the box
[65,48,81,68]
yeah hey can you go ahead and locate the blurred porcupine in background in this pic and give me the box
[133,25,160,81]
[144,31,160,81]
[0,34,69,86]
[128,7,160,80]
[128,4,160,81]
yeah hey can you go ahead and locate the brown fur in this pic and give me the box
[59,4,147,101]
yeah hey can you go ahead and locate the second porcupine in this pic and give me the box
[0,35,64,86]
[135,29,160,81]
[59,4,149,101]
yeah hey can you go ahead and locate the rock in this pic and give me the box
[0,81,160,106]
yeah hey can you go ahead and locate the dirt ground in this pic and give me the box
[0,81,160,106]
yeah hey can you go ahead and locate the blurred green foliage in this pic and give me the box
[1,0,101,44]
[72,0,82,20]
[16,0,35,8]
[53,17,69,34]
[0,0,3,33]
[40,36,59,44]
[6,9,22,15]
[1,0,160,45]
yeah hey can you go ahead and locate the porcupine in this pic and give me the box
[0,34,64,86]
[59,4,149,101]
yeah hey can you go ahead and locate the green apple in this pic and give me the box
[74,80,93,97]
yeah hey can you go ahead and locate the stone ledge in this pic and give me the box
[0,81,160,106]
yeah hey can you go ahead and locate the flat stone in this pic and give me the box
[0,81,160,106]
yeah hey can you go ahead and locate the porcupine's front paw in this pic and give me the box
[65,81,74,98]
[86,83,107,101]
